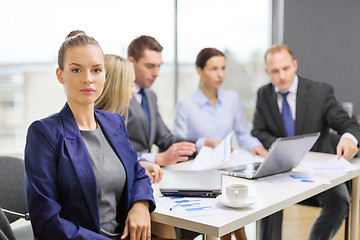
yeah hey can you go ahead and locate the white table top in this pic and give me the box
[151,151,360,237]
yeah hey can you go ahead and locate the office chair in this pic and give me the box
[338,102,355,240]
[0,156,33,239]
[297,102,354,240]
[0,207,15,240]
[330,102,355,240]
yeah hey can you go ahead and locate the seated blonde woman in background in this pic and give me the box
[95,54,175,239]
[95,54,163,183]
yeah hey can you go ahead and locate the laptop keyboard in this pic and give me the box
[223,162,261,172]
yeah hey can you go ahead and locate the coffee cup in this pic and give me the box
[226,184,248,203]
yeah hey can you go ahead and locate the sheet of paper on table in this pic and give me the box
[219,148,264,169]
[257,172,331,184]
[155,195,235,217]
[163,134,264,171]
[302,156,356,172]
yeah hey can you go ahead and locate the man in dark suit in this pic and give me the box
[127,35,220,239]
[252,44,360,240]
[127,35,219,167]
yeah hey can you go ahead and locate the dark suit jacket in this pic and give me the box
[127,88,196,155]
[24,103,155,240]
[252,77,360,153]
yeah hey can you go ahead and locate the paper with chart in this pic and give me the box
[190,131,233,170]
[257,172,331,184]
[155,196,233,217]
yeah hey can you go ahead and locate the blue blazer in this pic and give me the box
[24,103,155,240]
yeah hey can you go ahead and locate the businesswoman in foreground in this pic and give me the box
[24,30,155,240]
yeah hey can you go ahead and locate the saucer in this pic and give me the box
[216,194,256,208]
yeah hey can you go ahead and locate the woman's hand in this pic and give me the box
[140,161,164,183]
[121,201,151,240]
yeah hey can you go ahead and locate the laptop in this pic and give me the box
[221,132,320,179]
[159,170,222,198]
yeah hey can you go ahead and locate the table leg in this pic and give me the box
[205,235,218,240]
[256,221,260,240]
[350,176,360,240]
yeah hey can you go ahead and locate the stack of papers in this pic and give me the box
[190,131,233,170]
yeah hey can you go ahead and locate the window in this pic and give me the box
[0,0,270,154]
[177,0,271,126]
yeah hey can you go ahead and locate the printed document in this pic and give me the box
[257,172,330,184]
[155,196,234,217]
[190,131,233,170]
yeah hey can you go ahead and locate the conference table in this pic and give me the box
[150,151,360,240]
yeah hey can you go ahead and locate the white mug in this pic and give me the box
[226,184,248,203]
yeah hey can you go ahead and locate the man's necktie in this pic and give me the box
[280,92,295,137]
[139,88,151,136]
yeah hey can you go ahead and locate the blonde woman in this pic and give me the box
[95,54,174,239]
[95,54,163,184]
[95,54,135,124]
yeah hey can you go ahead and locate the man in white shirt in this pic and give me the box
[252,44,360,240]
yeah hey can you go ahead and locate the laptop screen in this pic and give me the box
[221,132,320,179]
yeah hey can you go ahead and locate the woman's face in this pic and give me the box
[56,45,105,107]
[198,56,226,90]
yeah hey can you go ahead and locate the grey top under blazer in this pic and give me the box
[252,76,360,153]
[127,88,196,156]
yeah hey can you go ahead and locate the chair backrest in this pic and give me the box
[0,156,27,223]
[329,101,355,150]
[0,207,15,240]
[340,102,354,118]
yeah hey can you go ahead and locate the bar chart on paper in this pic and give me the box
[155,196,233,217]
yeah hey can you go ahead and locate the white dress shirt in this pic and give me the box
[132,82,155,162]
[275,75,298,120]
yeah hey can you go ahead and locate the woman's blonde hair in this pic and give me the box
[95,54,135,124]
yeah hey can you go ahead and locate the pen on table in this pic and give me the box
[170,199,186,211]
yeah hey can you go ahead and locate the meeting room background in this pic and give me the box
[1,0,359,160]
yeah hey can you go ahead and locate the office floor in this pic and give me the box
[208,204,351,240]
[283,205,347,240]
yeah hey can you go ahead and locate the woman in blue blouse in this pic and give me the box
[24,30,155,240]
[173,48,268,240]
[174,48,267,157]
